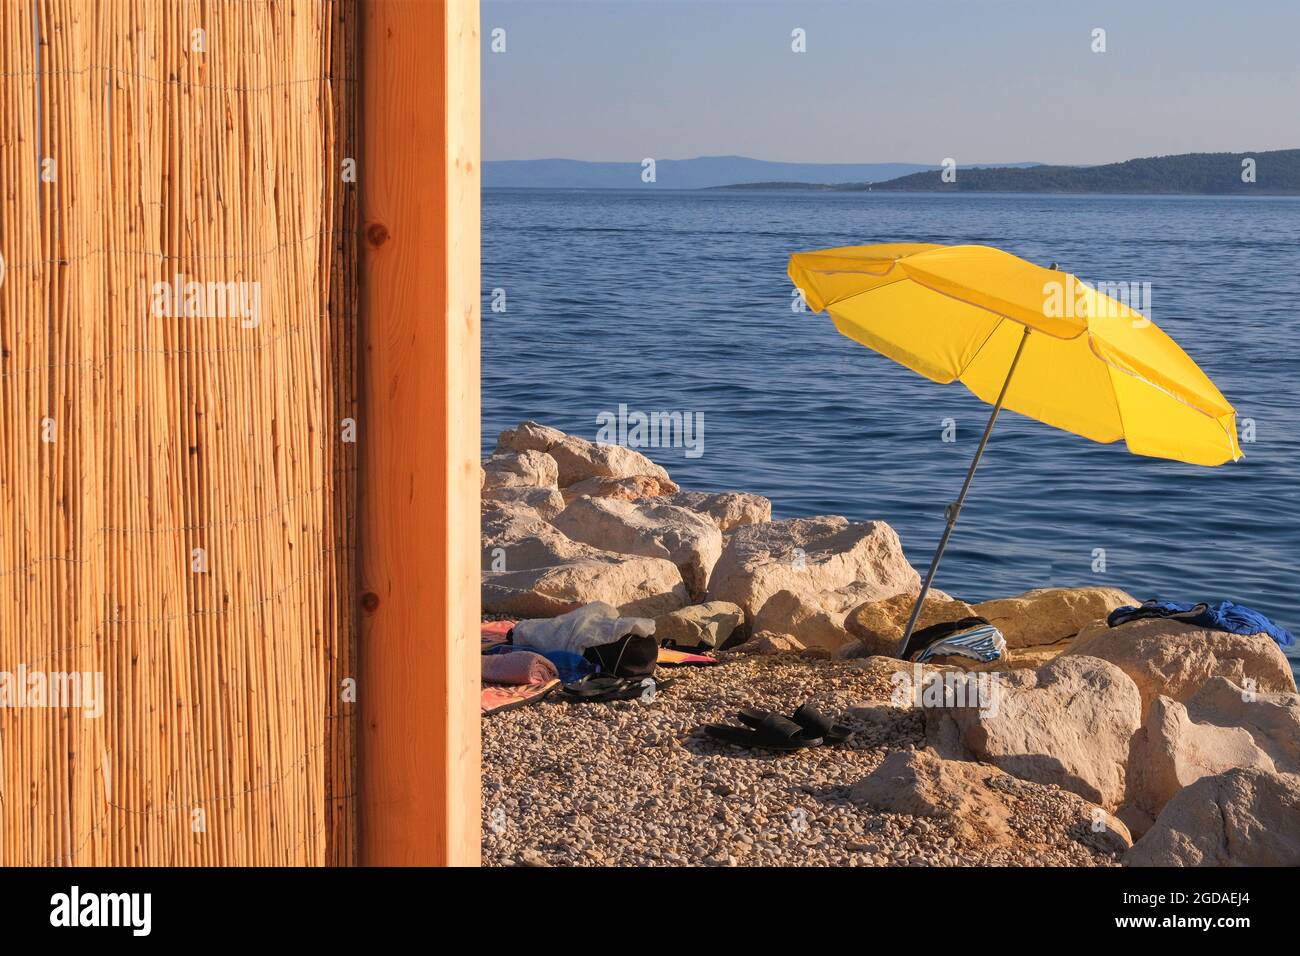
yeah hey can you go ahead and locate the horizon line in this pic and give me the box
[484,147,1299,166]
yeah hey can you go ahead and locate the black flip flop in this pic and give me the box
[704,712,822,751]
[560,675,659,703]
[737,704,852,745]
[790,702,852,745]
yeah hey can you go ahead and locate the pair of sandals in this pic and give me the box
[704,703,851,751]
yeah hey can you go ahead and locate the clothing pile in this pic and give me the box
[1107,599,1295,649]
[900,615,1007,665]
[480,602,719,716]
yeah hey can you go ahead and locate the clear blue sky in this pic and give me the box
[482,0,1300,165]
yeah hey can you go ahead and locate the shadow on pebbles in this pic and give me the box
[482,653,1126,867]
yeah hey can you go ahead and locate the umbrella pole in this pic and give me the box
[895,324,1031,659]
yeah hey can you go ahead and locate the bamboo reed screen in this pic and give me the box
[0,0,358,865]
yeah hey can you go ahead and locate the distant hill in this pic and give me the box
[483,155,1036,190]
[857,150,1300,195]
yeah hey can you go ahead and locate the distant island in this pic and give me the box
[709,150,1300,196]
[483,155,1037,190]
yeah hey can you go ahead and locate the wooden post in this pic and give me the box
[358,0,481,866]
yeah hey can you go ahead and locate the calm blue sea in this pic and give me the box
[483,189,1299,677]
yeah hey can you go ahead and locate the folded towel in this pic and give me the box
[482,650,557,685]
[484,644,593,683]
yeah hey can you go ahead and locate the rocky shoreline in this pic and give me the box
[481,421,1300,866]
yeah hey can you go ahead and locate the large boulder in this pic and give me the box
[481,449,559,489]
[495,420,568,454]
[1126,768,1300,866]
[548,435,670,487]
[843,590,976,657]
[1187,677,1300,768]
[560,474,679,503]
[705,516,919,622]
[653,601,744,650]
[551,497,721,602]
[481,484,566,521]
[927,655,1142,810]
[1126,678,1300,822]
[972,586,1138,649]
[751,581,917,653]
[851,748,1131,852]
[665,491,772,532]
[481,508,687,618]
[494,420,670,488]
[1065,618,1297,711]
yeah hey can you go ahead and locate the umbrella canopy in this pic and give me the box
[787,242,1242,658]
[788,243,1241,466]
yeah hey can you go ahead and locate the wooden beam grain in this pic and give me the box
[443,0,483,869]
[358,0,481,867]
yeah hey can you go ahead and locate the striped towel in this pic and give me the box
[914,624,1006,664]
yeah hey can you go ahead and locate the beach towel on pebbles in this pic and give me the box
[481,679,561,716]
[480,648,562,717]
[512,601,655,656]
[482,650,557,686]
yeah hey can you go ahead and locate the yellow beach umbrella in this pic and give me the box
[787,242,1242,656]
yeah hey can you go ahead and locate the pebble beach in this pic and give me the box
[482,651,1124,867]
[480,421,1300,867]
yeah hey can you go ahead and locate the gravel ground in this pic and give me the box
[482,652,1124,867]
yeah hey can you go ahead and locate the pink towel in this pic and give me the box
[481,650,557,686]
[481,679,560,716]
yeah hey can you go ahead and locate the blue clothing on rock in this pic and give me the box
[1108,599,1295,649]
